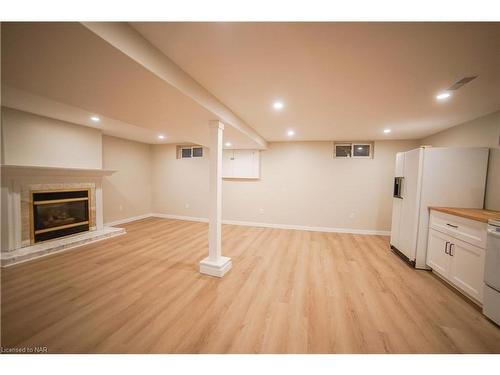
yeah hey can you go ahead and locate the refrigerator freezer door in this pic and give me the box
[390,198,402,249]
[390,152,405,250]
[395,152,405,177]
[397,148,422,262]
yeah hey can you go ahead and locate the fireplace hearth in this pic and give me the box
[31,189,90,243]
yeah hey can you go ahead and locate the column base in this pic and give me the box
[199,256,232,278]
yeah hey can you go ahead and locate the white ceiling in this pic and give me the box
[2,86,163,144]
[1,22,260,148]
[132,22,500,141]
[2,22,499,147]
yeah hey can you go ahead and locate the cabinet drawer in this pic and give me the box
[429,210,487,249]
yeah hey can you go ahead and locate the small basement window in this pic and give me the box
[334,143,352,158]
[177,145,204,159]
[334,142,373,159]
[192,147,203,157]
[181,147,192,158]
[353,144,371,158]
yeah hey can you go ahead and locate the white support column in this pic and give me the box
[199,120,232,277]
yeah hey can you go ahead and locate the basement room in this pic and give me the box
[0,3,499,371]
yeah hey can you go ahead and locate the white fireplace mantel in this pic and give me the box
[1,164,117,178]
[1,164,121,264]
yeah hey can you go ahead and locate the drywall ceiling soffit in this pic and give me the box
[81,22,267,148]
[1,22,265,149]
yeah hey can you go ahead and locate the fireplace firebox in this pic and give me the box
[31,189,90,243]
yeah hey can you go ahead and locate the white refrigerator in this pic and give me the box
[390,146,489,269]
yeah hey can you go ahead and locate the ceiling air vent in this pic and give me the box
[447,76,478,91]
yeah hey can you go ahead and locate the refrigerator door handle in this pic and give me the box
[445,241,450,254]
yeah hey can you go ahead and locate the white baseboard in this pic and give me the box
[150,213,389,236]
[152,213,209,223]
[222,219,390,236]
[104,213,154,227]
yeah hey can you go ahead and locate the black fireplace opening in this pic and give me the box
[32,189,90,243]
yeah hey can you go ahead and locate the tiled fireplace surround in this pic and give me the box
[21,182,97,246]
[1,165,125,266]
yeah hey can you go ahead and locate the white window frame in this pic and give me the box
[177,145,204,159]
[334,142,373,159]
[352,143,373,158]
[192,146,203,158]
[334,143,353,158]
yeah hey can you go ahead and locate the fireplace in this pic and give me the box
[31,189,90,243]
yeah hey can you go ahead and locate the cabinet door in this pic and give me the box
[426,229,451,278]
[224,150,260,179]
[222,150,234,178]
[250,151,260,178]
[449,238,485,303]
[233,150,254,178]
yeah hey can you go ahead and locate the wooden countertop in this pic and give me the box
[429,207,500,223]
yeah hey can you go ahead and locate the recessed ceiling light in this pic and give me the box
[273,101,284,110]
[158,134,166,140]
[383,128,391,134]
[287,130,295,137]
[225,142,232,147]
[436,92,451,100]
[90,116,100,122]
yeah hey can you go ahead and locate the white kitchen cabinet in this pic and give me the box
[222,150,234,177]
[222,150,260,179]
[449,238,485,303]
[426,210,487,304]
[427,229,451,278]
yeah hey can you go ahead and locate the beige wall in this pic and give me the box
[420,110,500,211]
[0,108,153,225]
[152,140,419,232]
[151,144,209,218]
[1,107,102,169]
[102,135,152,224]
[5,103,496,232]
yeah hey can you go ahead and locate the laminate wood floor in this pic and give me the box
[1,218,499,353]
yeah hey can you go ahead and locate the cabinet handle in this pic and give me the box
[449,243,454,256]
[444,241,449,254]
[446,223,458,229]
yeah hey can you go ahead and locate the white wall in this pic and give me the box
[420,110,500,210]
[102,135,152,224]
[151,140,419,232]
[1,107,102,169]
